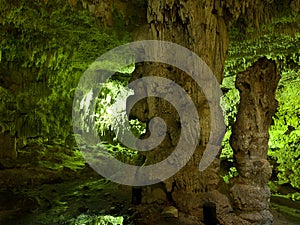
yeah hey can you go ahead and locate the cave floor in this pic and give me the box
[0,168,299,225]
[0,169,134,225]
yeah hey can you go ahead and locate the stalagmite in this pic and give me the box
[230,57,281,224]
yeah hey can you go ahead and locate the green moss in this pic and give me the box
[71,214,124,225]
[0,0,131,141]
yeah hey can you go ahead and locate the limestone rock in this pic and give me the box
[172,190,232,220]
[229,57,280,224]
[178,212,205,225]
[218,213,251,225]
[142,186,167,204]
[239,210,273,225]
[230,184,271,211]
[162,206,178,218]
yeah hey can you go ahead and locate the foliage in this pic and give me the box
[72,65,146,162]
[129,118,147,138]
[71,214,124,225]
[225,33,300,79]
[0,0,147,167]
[95,80,134,138]
[269,70,300,188]
[0,0,131,142]
[220,130,233,161]
[77,77,146,144]
[0,86,15,133]
[220,88,239,128]
[222,167,238,184]
[97,142,144,165]
[70,81,147,165]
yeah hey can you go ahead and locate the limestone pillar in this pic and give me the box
[230,57,281,224]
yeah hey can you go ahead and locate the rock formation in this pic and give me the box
[230,57,281,224]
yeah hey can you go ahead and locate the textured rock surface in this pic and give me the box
[162,206,178,218]
[142,186,168,204]
[130,2,230,222]
[130,1,285,224]
[230,57,281,224]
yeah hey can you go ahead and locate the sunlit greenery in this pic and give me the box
[76,75,147,146]
[75,77,146,164]
[269,70,300,188]
[0,0,130,143]
[94,79,146,142]
[71,214,124,225]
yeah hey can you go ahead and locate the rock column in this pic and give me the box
[230,57,281,224]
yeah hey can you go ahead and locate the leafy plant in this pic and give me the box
[77,78,146,144]
[95,80,134,138]
[269,71,300,188]
[222,167,238,184]
[71,214,124,225]
[0,0,131,142]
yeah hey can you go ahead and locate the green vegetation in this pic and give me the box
[0,0,130,143]
[0,2,140,223]
[91,78,145,143]
[269,70,300,189]
[0,0,146,172]
[71,214,124,225]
